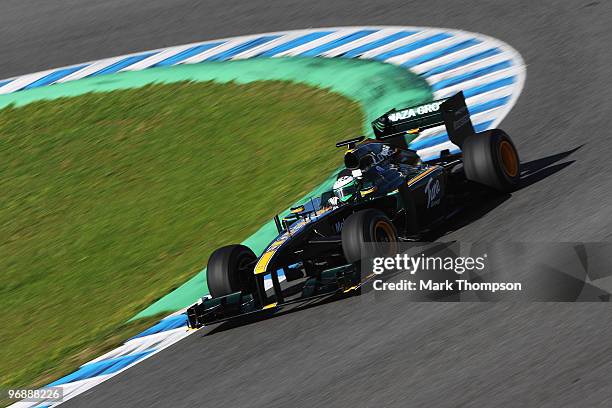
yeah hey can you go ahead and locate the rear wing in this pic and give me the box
[371,91,474,148]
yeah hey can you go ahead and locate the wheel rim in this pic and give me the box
[373,220,398,259]
[374,220,396,242]
[499,140,518,177]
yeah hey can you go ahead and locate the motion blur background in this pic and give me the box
[2,1,612,407]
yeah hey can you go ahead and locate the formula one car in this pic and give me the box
[187,92,520,328]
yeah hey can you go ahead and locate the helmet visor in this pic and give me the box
[334,183,357,201]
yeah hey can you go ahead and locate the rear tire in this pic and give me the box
[207,244,256,298]
[341,209,398,263]
[463,129,520,192]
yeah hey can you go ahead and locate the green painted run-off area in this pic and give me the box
[0,57,432,319]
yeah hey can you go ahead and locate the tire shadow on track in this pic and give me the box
[518,145,582,189]
[430,145,582,240]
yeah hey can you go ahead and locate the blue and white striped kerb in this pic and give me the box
[0,26,525,160]
[8,26,525,407]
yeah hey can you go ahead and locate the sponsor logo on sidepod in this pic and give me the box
[425,178,441,208]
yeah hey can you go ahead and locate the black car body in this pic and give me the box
[187,91,520,328]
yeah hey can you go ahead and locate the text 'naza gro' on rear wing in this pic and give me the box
[371,91,474,151]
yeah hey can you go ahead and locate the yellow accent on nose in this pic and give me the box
[268,239,285,250]
[263,302,278,310]
[254,250,275,275]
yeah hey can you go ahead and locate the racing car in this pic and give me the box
[187,91,520,328]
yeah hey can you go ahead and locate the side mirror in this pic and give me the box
[274,214,283,233]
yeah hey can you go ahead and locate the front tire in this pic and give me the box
[341,209,398,263]
[462,129,520,192]
[207,244,256,298]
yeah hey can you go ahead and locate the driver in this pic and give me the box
[328,175,357,206]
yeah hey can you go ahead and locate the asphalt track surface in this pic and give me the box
[3,0,612,406]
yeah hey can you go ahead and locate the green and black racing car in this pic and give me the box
[187,91,521,328]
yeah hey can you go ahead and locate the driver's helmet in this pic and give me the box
[333,175,357,202]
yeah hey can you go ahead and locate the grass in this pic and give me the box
[0,80,362,395]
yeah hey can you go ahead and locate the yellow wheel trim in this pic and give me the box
[499,140,518,177]
[373,220,398,259]
[374,221,396,241]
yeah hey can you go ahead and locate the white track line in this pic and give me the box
[384,34,472,66]
[56,56,126,83]
[273,29,360,57]
[465,86,514,107]
[358,29,435,59]
[426,53,512,85]
[121,44,195,71]
[434,66,521,98]
[0,70,53,94]
[410,41,493,75]
[318,29,391,57]
[181,39,251,64]
[231,31,308,59]
[88,327,191,364]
